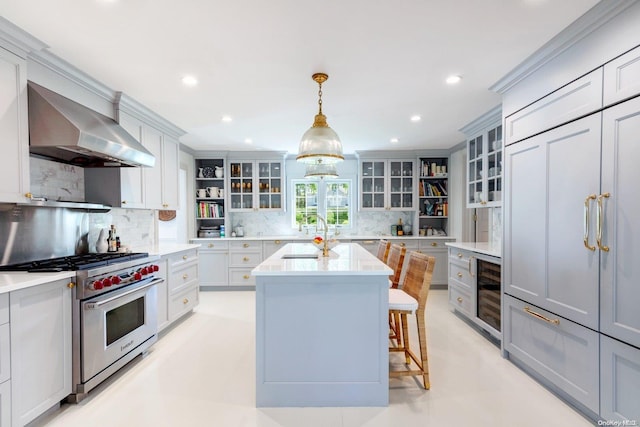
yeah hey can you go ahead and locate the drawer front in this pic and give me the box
[230,240,262,251]
[169,249,198,268]
[600,334,640,422]
[229,268,256,286]
[604,44,640,106]
[229,251,262,268]
[449,282,472,317]
[505,68,603,145]
[0,323,9,383]
[504,295,599,412]
[198,240,229,251]
[169,284,199,321]
[418,239,453,250]
[448,248,472,264]
[391,239,419,250]
[449,262,473,289]
[0,294,7,325]
[169,264,199,293]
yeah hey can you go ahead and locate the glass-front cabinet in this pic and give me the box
[360,159,414,211]
[462,106,503,208]
[229,160,283,212]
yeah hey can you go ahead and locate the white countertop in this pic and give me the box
[445,242,501,258]
[252,243,393,276]
[192,234,453,242]
[139,243,201,256]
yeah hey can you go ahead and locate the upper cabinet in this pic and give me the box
[418,157,448,235]
[461,106,503,208]
[0,47,30,203]
[228,159,284,212]
[603,44,640,107]
[359,158,415,211]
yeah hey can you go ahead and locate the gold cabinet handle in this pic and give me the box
[468,256,475,277]
[243,243,250,248]
[275,240,281,244]
[457,272,463,278]
[182,255,188,260]
[431,242,437,247]
[67,282,75,289]
[362,240,375,244]
[457,253,463,258]
[243,274,250,279]
[183,273,189,279]
[163,203,168,208]
[597,193,610,252]
[208,243,214,248]
[243,257,250,262]
[25,192,33,199]
[524,306,560,326]
[457,297,463,303]
[400,243,405,247]
[583,194,596,251]
[183,298,189,305]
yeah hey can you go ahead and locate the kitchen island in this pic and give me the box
[252,242,393,407]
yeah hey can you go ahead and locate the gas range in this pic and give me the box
[0,252,150,273]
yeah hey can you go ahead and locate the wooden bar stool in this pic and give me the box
[386,244,406,346]
[388,251,435,389]
[376,239,391,263]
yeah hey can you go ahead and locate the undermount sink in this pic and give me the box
[281,253,319,259]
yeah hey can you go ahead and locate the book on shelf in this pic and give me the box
[197,202,224,218]
[420,181,448,197]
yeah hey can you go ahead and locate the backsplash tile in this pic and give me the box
[30,157,84,201]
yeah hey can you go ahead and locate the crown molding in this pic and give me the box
[490,0,637,94]
[115,92,186,138]
[459,104,502,136]
[0,17,47,58]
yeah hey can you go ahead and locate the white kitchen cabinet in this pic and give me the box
[603,44,640,107]
[600,335,640,423]
[418,157,449,234]
[156,258,169,332]
[504,114,601,330]
[0,47,30,203]
[10,278,73,427]
[359,159,415,211]
[0,380,10,427]
[144,126,179,210]
[461,108,503,208]
[0,293,9,427]
[166,249,199,322]
[418,239,452,286]
[196,240,229,287]
[262,239,296,259]
[228,240,262,287]
[600,96,640,348]
[195,158,227,235]
[228,160,284,211]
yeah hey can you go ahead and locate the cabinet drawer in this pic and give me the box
[449,283,472,317]
[449,262,473,288]
[600,335,640,422]
[198,240,228,251]
[168,249,198,268]
[391,239,419,250]
[229,251,262,268]
[0,294,7,325]
[0,323,9,383]
[169,264,198,293]
[505,68,603,145]
[504,295,599,412]
[230,240,262,251]
[229,268,256,286]
[419,239,451,250]
[604,44,640,106]
[449,248,472,264]
[169,284,199,321]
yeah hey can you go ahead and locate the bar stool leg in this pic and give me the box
[416,308,430,389]
[400,313,411,365]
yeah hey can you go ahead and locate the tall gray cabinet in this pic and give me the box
[498,7,640,422]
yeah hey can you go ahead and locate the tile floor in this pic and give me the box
[37,290,594,427]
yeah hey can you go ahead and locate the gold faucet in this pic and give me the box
[304,214,330,257]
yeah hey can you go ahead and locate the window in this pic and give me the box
[292,179,352,230]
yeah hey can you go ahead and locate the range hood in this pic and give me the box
[27,82,155,167]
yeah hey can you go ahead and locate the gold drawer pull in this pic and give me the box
[183,273,189,279]
[67,282,75,289]
[208,243,214,248]
[275,240,281,244]
[182,255,188,260]
[183,298,189,305]
[243,274,250,279]
[363,240,375,244]
[596,193,610,252]
[457,272,463,278]
[400,243,405,247]
[243,256,250,261]
[524,306,560,326]
[457,297,463,303]
[431,242,437,247]
[243,243,250,248]
[457,253,463,258]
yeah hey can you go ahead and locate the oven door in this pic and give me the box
[81,278,161,382]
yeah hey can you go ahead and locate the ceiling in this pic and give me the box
[1,0,600,155]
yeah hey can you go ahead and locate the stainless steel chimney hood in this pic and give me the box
[27,82,155,167]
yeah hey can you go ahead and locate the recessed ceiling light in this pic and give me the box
[446,75,462,85]
[390,138,399,144]
[410,115,421,122]
[244,138,253,144]
[221,115,233,123]
[181,75,198,87]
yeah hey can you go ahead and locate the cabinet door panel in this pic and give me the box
[505,115,601,329]
[116,112,145,208]
[198,250,228,286]
[143,125,163,209]
[601,97,640,347]
[603,45,640,106]
[161,135,180,209]
[600,335,640,422]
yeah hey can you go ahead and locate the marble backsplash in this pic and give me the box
[29,157,155,251]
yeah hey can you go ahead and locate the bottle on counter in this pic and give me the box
[220,224,225,238]
[397,218,404,236]
[107,224,118,252]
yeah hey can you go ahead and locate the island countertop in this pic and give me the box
[252,242,393,277]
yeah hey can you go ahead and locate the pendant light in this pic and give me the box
[297,73,344,169]
[304,161,338,179]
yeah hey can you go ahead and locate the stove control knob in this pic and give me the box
[102,277,112,287]
[134,272,142,281]
[111,276,122,285]
[91,280,104,290]
[140,267,149,275]
[152,264,159,272]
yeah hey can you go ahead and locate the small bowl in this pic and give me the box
[312,239,339,251]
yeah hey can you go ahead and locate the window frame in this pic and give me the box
[291,178,353,232]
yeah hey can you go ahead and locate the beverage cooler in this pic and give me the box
[476,259,501,333]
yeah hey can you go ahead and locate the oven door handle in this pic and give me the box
[85,278,164,309]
